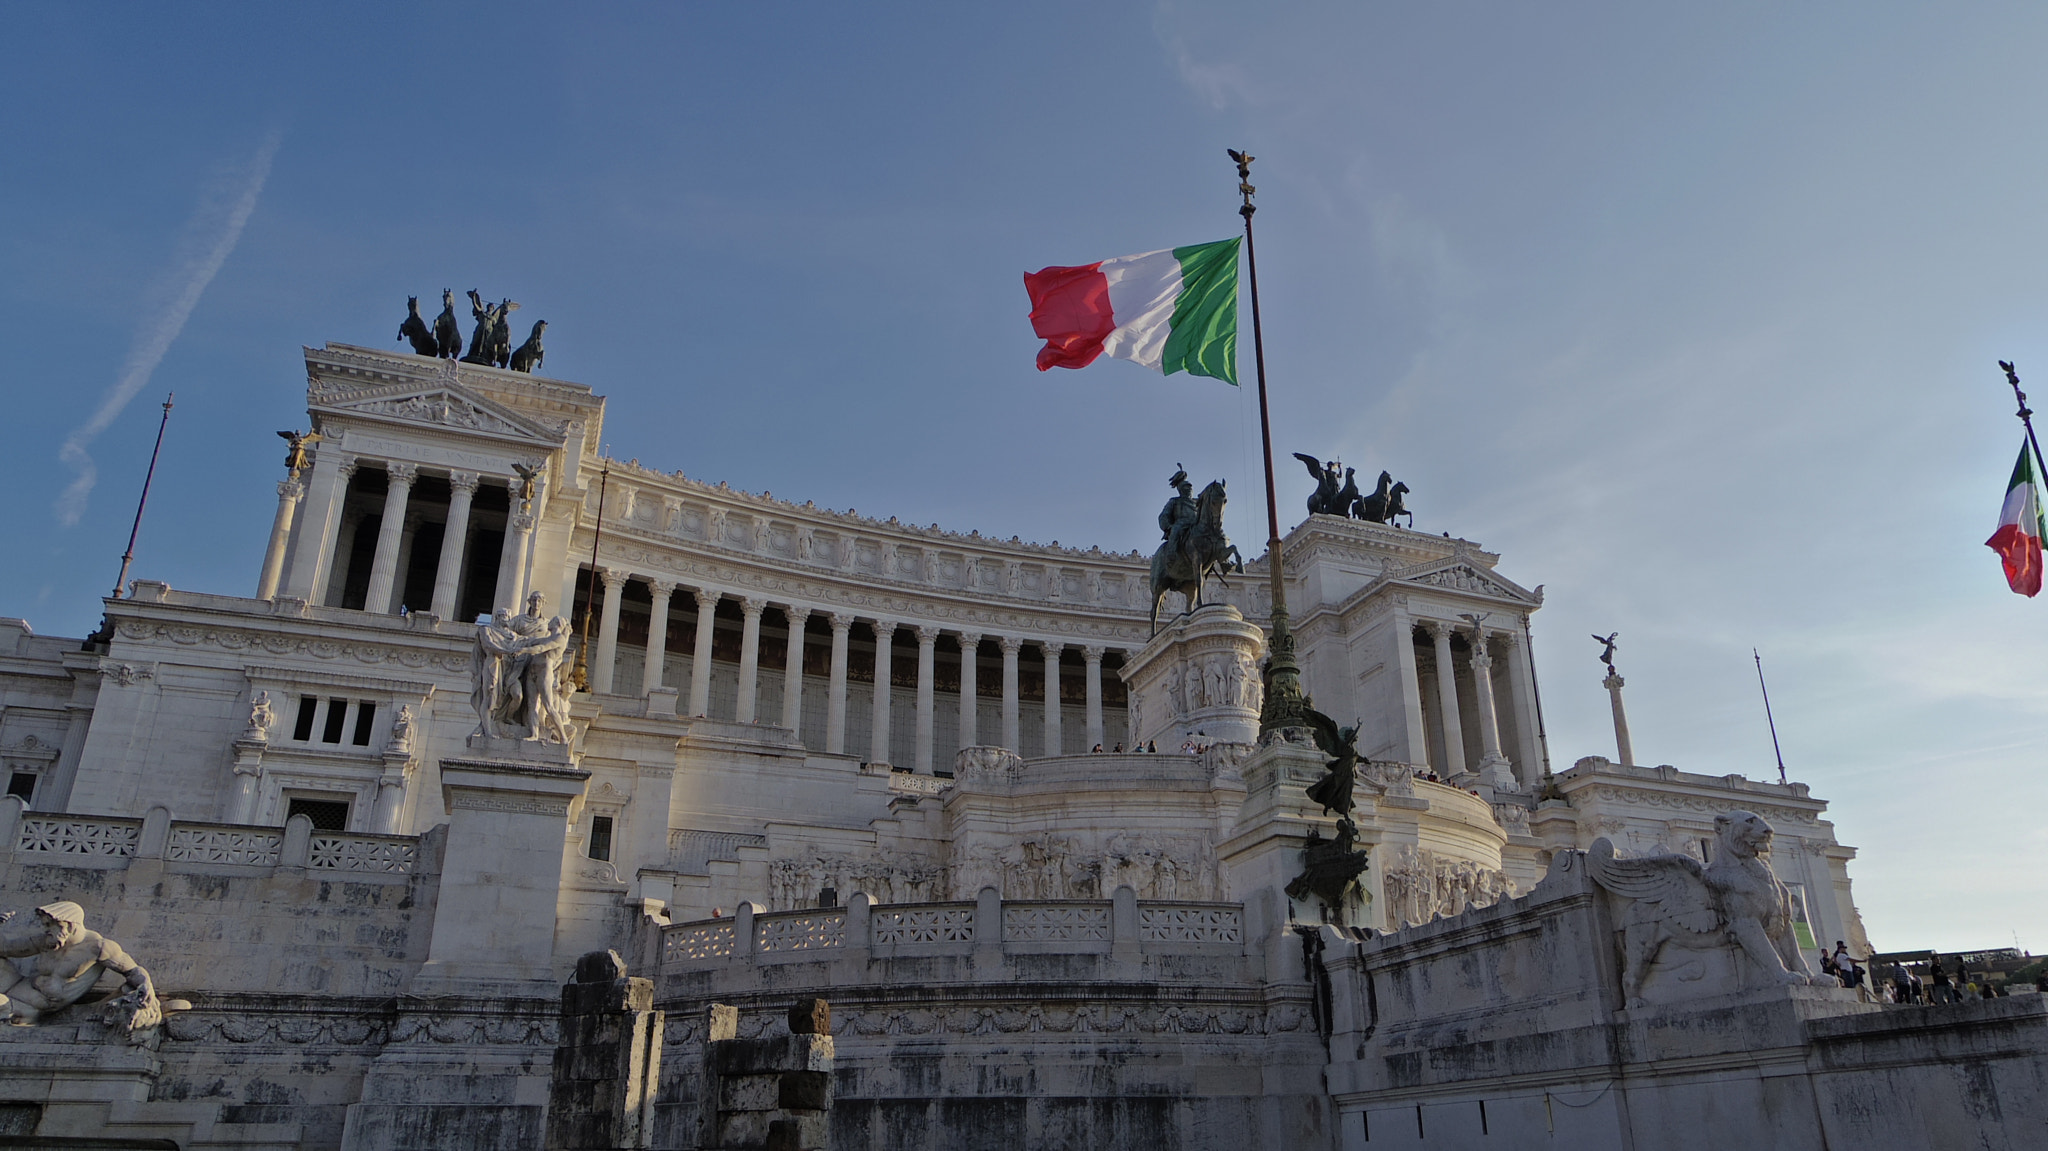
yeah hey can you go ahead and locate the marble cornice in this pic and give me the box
[106,596,474,678]
[307,344,602,456]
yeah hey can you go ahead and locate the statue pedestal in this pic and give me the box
[1218,736,1367,985]
[1122,603,1266,749]
[411,739,589,993]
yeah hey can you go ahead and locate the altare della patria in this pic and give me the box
[0,298,2038,1150]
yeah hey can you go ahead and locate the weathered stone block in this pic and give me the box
[787,998,831,1035]
[718,1072,780,1112]
[765,1111,829,1150]
[777,1070,832,1112]
[708,1034,833,1076]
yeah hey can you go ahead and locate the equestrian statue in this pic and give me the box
[1150,466,1245,635]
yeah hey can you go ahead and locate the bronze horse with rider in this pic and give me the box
[1150,479,1245,634]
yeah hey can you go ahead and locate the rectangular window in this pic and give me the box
[285,796,351,831]
[321,698,349,744]
[588,816,613,862]
[6,773,35,803]
[293,695,318,741]
[351,701,378,746]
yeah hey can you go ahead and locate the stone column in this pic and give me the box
[869,620,896,763]
[1605,672,1634,766]
[431,471,479,620]
[643,580,676,695]
[283,449,353,603]
[826,613,852,753]
[1502,627,1546,784]
[1082,645,1105,751]
[1430,621,1467,775]
[689,588,721,718]
[781,606,811,733]
[496,495,536,612]
[362,463,416,614]
[999,636,1022,751]
[1467,630,1516,789]
[256,478,304,600]
[592,570,628,695]
[914,626,938,772]
[1041,641,1064,757]
[227,738,266,824]
[956,633,981,749]
[371,748,414,834]
[736,598,766,723]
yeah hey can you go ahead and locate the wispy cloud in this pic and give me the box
[55,128,281,526]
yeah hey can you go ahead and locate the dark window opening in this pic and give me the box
[817,887,838,908]
[6,773,36,803]
[588,815,613,862]
[399,519,445,615]
[351,700,378,746]
[458,528,505,623]
[286,797,351,830]
[292,695,318,741]
[338,513,380,610]
[321,698,349,744]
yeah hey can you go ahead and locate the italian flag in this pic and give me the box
[1986,442,2047,597]
[1024,238,1241,385]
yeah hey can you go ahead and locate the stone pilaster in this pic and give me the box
[431,471,478,620]
[363,462,417,614]
[998,636,1022,752]
[1040,641,1064,757]
[592,571,628,695]
[1467,631,1516,791]
[690,588,721,718]
[643,580,676,696]
[956,632,981,749]
[869,620,896,764]
[914,626,939,772]
[1430,621,1467,775]
[285,450,354,604]
[781,606,811,733]
[826,613,852,754]
[1083,645,1105,750]
[736,598,766,723]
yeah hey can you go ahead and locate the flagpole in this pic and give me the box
[1999,361,2048,482]
[81,393,174,652]
[1753,648,1787,785]
[572,460,610,692]
[1232,150,1310,733]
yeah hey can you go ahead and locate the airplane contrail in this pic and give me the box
[55,128,282,526]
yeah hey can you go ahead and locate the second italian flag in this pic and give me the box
[1024,238,1241,385]
[1987,441,2047,597]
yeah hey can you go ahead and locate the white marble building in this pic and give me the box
[0,342,1892,1148]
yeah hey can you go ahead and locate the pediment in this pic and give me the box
[1389,559,1538,604]
[312,380,567,447]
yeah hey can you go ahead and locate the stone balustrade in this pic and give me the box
[0,798,420,884]
[658,887,1246,977]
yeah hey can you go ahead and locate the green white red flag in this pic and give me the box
[1985,441,2047,596]
[1024,238,1240,384]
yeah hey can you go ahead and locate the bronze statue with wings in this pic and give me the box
[277,430,322,476]
[1592,632,1618,673]
[1300,705,1363,825]
[1292,452,1345,516]
[511,462,543,504]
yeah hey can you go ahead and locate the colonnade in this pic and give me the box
[262,453,537,618]
[1416,619,1539,788]
[581,568,1126,767]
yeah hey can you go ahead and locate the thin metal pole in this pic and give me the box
[573,462,610,691]
[112,394,175,600]
[2000,361,2048,483]
[1754,648,1787,785]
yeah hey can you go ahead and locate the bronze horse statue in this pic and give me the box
[1150,479,1245,634]
[1353,470,1412,526]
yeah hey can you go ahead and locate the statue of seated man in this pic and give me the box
[0,901,168,1030]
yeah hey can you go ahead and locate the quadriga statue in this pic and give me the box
[0,901,190,1037]
[1586,810,1829,1008]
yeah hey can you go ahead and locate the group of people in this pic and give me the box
[1822,942,2041,1004]
[1090,741,1163,753]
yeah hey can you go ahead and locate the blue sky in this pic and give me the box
[4,3,2045,952]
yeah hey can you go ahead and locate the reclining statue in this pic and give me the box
[0,901,188,1035]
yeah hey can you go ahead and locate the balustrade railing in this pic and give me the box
[0,799,422,883]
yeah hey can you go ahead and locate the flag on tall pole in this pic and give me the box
[1986,442,2046,597]
[1023,239,1241,383]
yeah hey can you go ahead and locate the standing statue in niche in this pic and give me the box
[243,690,275,741]
[398,296,438,356]
[432,289,463,358]
[1148,468,1244,634]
